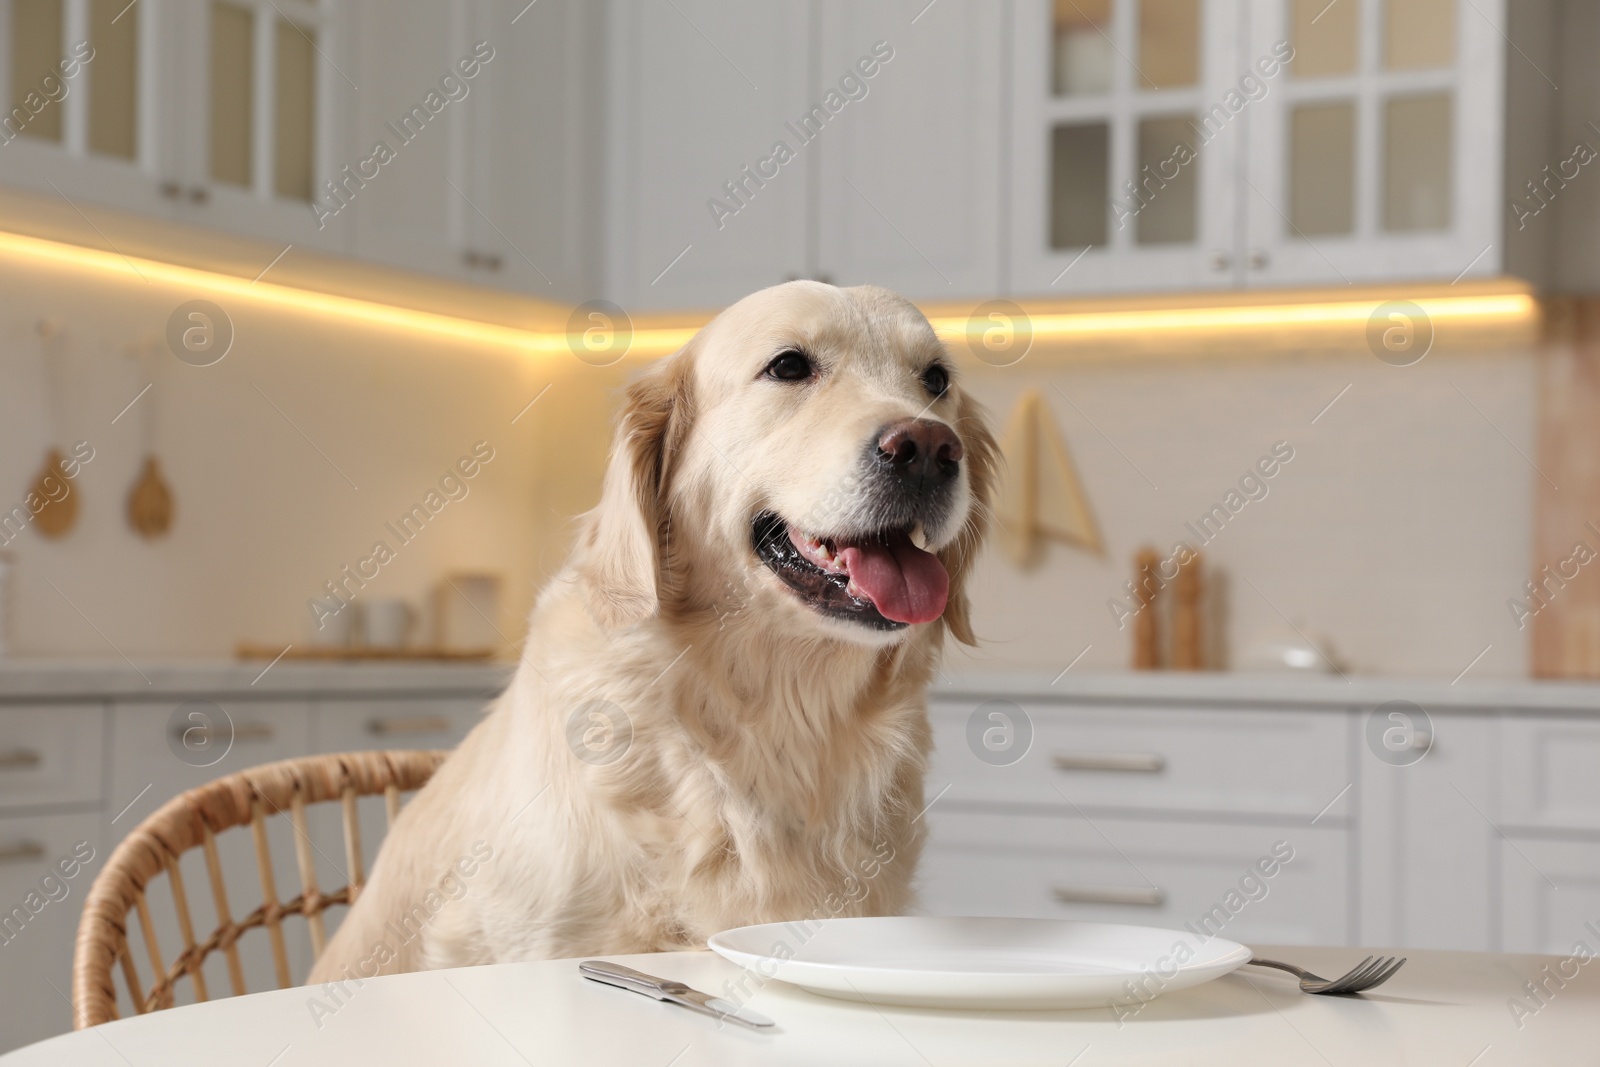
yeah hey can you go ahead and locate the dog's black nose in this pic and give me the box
[876,419,962,490]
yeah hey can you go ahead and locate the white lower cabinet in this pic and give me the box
[0,669,506,1054]
[1501,716,1600,834]
[922,690,1600,955]
[0,811,102,1053]
[101,695,489,1016]
[927,699,1351,817]
[920,809,1349,946]
[2,669,1599,1054]
[0,705,103,809]
[1357,711,1497,952]
[312,697,484,753]
[922,695,1355,949]
[1500,837,1600,956]
[107,701,314,831]
[0,704,105,1050]
[1495,715,1600,956]
[106,700,316,1012]
[309,696,488,945]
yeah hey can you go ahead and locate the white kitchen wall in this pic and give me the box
[0,247,596,659]
[952,348,1537,679]
[0,243,1537,677]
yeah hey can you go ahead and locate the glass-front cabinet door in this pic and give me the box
[169,0,350,250]
[1242,0,1502,285]
[0,0,174,216]
[0,0,351,251]
[1012,0,1506,295]
[1011,0,1247,295]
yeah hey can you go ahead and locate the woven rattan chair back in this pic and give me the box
[72,750,445,1029]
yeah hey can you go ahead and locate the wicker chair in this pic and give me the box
[72,750,445,1029]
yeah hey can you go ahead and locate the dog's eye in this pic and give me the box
[920,363,950,397]
[764,349,814,382]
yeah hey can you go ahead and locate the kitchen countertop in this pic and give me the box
[938,668,1600,713]
[1,660,1597,712]
[3,946,1591,1066]
[0,660,513,701]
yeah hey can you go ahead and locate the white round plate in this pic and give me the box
[707,916,1251,1010]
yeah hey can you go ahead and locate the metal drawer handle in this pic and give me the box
[0,841,47,864]
[367,716,452,737]
[0,749,43,770]
[1053,752,1166,773]
[168,722,274,742]
[1053,884,1166,907]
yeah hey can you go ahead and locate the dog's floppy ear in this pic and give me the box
[940,389,997,646]
[575,355,692,628]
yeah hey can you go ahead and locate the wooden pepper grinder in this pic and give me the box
[1132,547,1161,670]
[1172,550,1204,670]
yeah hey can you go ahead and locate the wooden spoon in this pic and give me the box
[127,456,174,538]
[31,323,79,539]
[30,448,78,538]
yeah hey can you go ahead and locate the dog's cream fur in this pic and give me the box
[309,282,994,980]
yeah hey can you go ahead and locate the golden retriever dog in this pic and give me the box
[310,281,994,983]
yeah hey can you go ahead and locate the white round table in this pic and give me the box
[6,945,1592,1064]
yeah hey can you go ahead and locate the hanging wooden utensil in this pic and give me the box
[30,448,78,538]
[127,455,174,538]
[124,339,172,539]
[32,322,78,539]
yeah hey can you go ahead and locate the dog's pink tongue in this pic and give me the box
[838,535,949,624]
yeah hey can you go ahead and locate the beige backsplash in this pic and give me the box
[948,347,1536,679]
[0,247,1537,678]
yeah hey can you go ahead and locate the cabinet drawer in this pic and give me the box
[928,700,1351,818]
[919,809,1349,946]
[107,701,311,835]
[313,698,486,753]
[1501,717,1600,831]
[0,811,102,1053]
[0,705,103,810]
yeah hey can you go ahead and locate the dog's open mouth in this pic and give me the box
[751,512,949,629]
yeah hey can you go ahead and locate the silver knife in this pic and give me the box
[579,960,776,1030]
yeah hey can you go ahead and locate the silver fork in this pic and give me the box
[1244,955,1406,995]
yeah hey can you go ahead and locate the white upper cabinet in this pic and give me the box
[0,0,1527,300]
[339,0,470,278]
[605,0,1006,310]
[1242,0,1505,286]
[0,0,172,217]
[1010,0,1508,296]
[0,0,353,251]
[603,0,812,310]
[461,0,607,302]
[1011,0,1248,294]
[814,0,1004,300]
[0,0,598,292]
[174,0,352,249]
[337,0,604,296]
